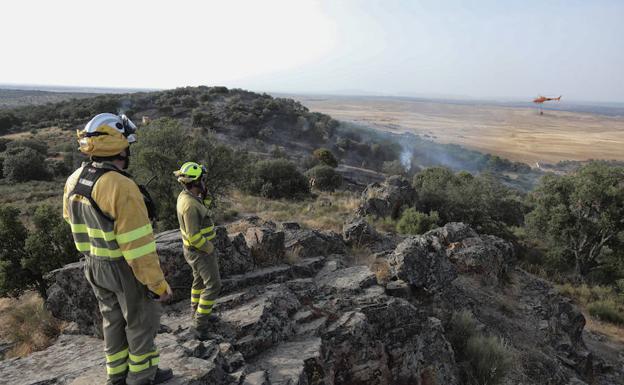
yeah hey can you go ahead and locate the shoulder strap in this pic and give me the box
[70,162,125,222]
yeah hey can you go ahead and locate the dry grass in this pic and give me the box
[0,292,64,358]
[224,190,360,233]
[557,283,624,327]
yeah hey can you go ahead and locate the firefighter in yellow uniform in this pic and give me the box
[174,162,221,339]
[63,113,174,385]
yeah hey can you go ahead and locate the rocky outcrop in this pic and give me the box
[283,226,345,259]
[244,226,285,267]
[32,221,623,385]
[342,217,399,253]
[356,175,417,219]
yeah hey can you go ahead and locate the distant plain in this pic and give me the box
[294,95,624,165]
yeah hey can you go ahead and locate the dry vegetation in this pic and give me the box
[223,190,360,233]
[298,96,624,164]
[0,292,64,358]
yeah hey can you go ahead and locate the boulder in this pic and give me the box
[220,284,300,358]
[356,175,417,219]
[425,223,515,285]
[387,236,458,292]
[316,265,377,293]
[245,226,286,267]
[284,226,346,259]
[342,218,398,253]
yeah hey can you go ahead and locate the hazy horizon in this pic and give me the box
[2,0,623,103]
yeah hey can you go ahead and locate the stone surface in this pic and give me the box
[387,236,458,292]
[284,227,345,259]
[32,221,624,385]
[245,226,286,267]
[356,175,417,219]
[316,265,377,293]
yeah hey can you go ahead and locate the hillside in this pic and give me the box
[0,86,544,194]
[0,88,97,109]
[1,191,623,385]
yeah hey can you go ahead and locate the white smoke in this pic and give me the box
[400,147,412,170]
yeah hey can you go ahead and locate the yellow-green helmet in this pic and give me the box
[174,162,206,184]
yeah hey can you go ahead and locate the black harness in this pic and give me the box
[70,163,158,222]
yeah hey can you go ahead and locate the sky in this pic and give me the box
[1,0,623,102]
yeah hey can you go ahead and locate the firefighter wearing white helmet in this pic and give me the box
[174,162,220,340]
[63,113,174,385]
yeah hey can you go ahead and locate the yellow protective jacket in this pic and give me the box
[63,162,169,296]
[176,190,216,254]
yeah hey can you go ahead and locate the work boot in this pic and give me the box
[106,377,126,385]
[149,368,173,384]
[191,326,211,341]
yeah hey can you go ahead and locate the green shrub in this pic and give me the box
[396,208,440,235]
[382,160,408,176]
[22,205,81,297]
[312,148,338,168]
[447,310,480,359]
[130,118,249,229]
[0,138,11,152]
[246,159,310,200]
[305,165,343,192]
[5,139,48,155]
[3,147,50,182]
[587,300,624,325]
[0,112,21,134]
[464,335,513,385]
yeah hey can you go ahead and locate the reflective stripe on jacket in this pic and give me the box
[176,190,216,253]
[63,162,168,295]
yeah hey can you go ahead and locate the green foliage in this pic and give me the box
[587,301,624,325]
[130,118,249,229]
[447,310,480,359]
[0,111,21,134]
[0,204,78,298]
[447,310,513,385]
[22,205,80,297]
[246,159,310,200]
[396,208,440,235]
[0,206,29,297]
[305,165,343,192]
[0,138,11,152]
[5,139,48,155]
[557,283,624,325]
[2,147,50,182]
[464,335,513,385]
[381,160,408,176]
[525,161,624,280]
[312,148,338,168]
[412,167,526,238]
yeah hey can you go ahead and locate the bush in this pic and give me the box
[413,167,526,238]
[22,205,81,297]
[5,139,48,155]
[130,118,250,229]
[396,208,440,235]
[0,111,21,134]
[305,165,343,192]
[382,160,408,176]
[0,138,11,152]
[312,148,338,168]
[246,159,310,200]
[0,293,62,358]
[0,206,28,297]
[2,147,50,182]
[447,310,480,359]
[587,300,624,325]
[464,335,513,385]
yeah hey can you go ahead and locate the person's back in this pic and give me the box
[63,113,173,385]
[174,162,220,339]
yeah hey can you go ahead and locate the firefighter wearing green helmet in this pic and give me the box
[174,161,221,339]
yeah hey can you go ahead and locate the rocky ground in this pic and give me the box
[1,178,623,385]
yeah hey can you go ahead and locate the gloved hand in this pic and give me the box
[156,282,173,303]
